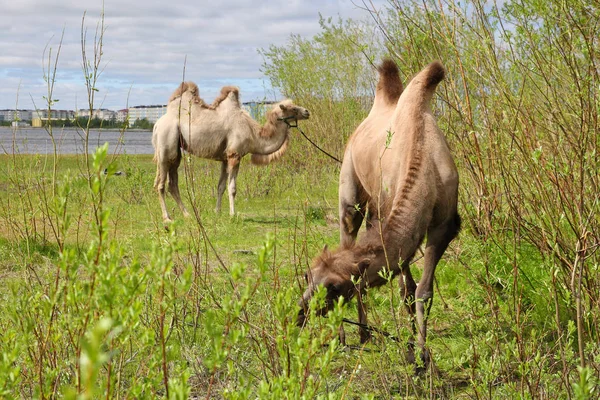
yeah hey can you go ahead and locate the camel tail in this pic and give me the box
[250,137,289,165]
[376,58,403,105]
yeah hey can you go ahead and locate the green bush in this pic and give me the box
[1,1,599,398]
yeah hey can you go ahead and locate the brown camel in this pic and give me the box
[297,59,460,371]
[152,82,310,222]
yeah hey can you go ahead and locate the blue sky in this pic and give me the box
[0,0,385,111]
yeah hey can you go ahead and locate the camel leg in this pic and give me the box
[398,257,417,364]
[357,289,370,343]
[338,324,346,347]
[167,154,189,218]
[216,161,228,213]
[415,214,461,371]
[155,159,172,223]
[226,154,241,216]
[339,149,366,246]
[154,163,160,189]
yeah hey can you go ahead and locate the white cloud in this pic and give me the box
[0,0,385,110]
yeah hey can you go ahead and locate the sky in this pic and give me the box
[0,0,385,111]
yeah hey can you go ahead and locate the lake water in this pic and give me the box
[0,127,154,155]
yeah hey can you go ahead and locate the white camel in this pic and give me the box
[152,82,310,222]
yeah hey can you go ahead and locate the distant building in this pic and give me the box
[128,105,167,123]
[76,108,116,121]
[0,109,33,122]
[34,109,76,120]
[242,101,275,120]
[116,109,128,123]
[31,109,77,127]
[1,101,276,127]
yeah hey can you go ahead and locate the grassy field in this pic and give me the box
[1,0,599,397]
[0,141,594,399]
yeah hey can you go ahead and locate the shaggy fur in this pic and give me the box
[210,86,240,109]
[153,82,310,221]
[298,59,460,371]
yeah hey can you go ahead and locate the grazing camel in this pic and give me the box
[297,59,460,371]
[152,82,310,221]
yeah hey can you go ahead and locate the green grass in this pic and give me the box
[3,0,598,396]
[0,148,593,399]
[0,151,338,257]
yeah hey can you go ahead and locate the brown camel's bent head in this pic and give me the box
[296,245,371,326]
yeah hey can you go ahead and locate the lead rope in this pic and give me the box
[279,116,342,164]
[341,318,402,343]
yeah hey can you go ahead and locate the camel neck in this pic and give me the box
[251,121,289,155]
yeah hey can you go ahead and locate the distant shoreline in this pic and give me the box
[0,126,155,154]
[3,126,152,133]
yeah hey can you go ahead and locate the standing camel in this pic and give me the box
[297,59,460,372]
[152,82,310,222]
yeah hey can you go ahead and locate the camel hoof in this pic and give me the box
[414,349,430,376]
[405,340,416,364]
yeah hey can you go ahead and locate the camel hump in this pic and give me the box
[211,86,240,108]
[422,61,445,89]
[377,58,403,105]
[169,81,201,103]
[397,61,445,109]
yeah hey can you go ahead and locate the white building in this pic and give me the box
[30,109,77,127]
[242,101,275,120]
[1,105,169,125]
[34,109,76,120]
[0,109,33,122]
[116,109,128,123]
[76,108,116,121]
[127,105,167,123]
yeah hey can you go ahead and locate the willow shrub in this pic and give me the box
[262,0,599,396]
[260,16,384,166]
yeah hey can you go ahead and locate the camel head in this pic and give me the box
[297,245,371,326]
[274,99,310,125]
[250,100,310,165]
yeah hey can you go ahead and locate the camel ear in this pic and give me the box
[357,258,370,275]
[279,104,289,111]
[322,244,328,253]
